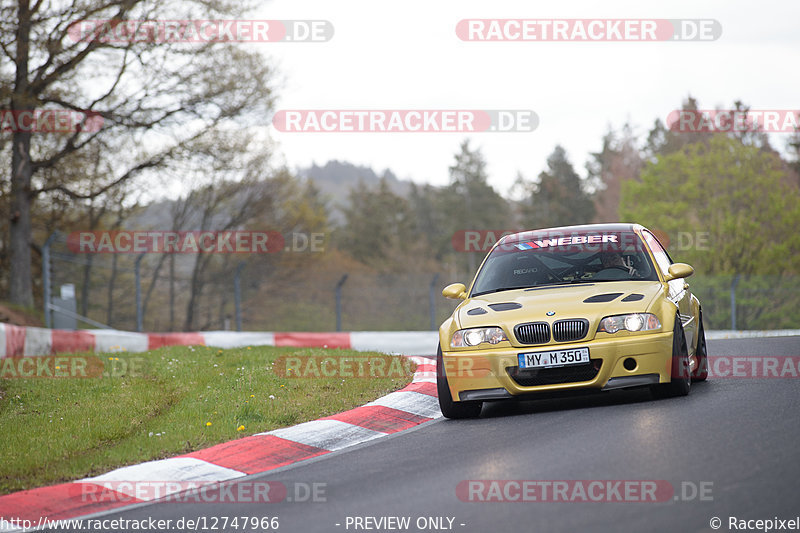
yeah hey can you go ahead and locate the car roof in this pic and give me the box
[499,223,645,245]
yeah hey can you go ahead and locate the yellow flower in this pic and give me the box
[247,347,252,350]
[205,422,212,427]
[250,394,254,398]
[237,425,245,431]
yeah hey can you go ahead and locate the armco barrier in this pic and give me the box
[1,323,797,360]
[0,324,440,358]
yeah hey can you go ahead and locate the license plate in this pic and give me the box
[518,347,590,369]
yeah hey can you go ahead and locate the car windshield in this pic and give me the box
[471,231,659,296]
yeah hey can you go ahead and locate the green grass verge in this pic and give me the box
[0,345,413,495]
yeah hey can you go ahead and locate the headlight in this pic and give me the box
[598,313,661,334]
[451,327,508,348]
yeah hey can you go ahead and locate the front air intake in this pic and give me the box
[514,322,551,345]
[552,319,589,342]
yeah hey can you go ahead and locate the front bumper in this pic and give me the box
[441,331,673,402]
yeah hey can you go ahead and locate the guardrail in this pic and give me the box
[2,324,798,359]
[0,324,439,358]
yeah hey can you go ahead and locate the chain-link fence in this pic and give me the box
[42,232,464,332]
[42,231,798,332]
[44,231,245,332]
[689,274,800,330]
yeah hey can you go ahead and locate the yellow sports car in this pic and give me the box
[437,223,707,419]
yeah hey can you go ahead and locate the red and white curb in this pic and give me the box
[0,355,439,531]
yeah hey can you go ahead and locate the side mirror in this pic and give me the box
[442,283,467,300]
[665,263,694,281]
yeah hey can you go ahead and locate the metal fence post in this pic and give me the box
[429,273,440,330]
[135,254,145,332]
[42,232,58,329]
[731,274,741,330]
[234,262,245,332]
[335,274,348,332]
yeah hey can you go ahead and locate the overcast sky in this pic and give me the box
[256,0,800,193]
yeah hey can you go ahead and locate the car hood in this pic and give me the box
[457,281,664,331]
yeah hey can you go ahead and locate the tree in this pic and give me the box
[339,177,413,267]
[620,135,800,276]
[442,140,511,272]
[586,124,643,223]
[407,182,449,258]
[787,130,800,188]
[645,96,774,162]
[1,0,276,307]
[517,145,595,228]
[645,96,707,159]
[622,134,800,329]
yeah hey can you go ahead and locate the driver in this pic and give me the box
[600,252,637,276]
[600,252,626,269]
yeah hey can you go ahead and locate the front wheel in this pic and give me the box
[652,315,691,398]
[436,345,482,419]
[692,314,708,382]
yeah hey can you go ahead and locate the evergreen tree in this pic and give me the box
[518,145,595,228]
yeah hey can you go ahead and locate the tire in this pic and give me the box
[436,345,482,419]
[692,313,708,382]
[652,315,691,398]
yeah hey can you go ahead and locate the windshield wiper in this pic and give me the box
[526,279,595,289]
[472,286,530,297]
[473,278,611,296]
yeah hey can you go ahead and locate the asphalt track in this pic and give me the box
[75,336,800,533]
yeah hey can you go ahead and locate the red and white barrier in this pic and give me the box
[0,324,440,358]
[5,323,798,360]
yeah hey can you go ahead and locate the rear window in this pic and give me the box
[471,231,658,296]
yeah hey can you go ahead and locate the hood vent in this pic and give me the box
[583,293,623,303]
[622,293,645,302]
[488,302,522,312]
[466,307,488,315]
